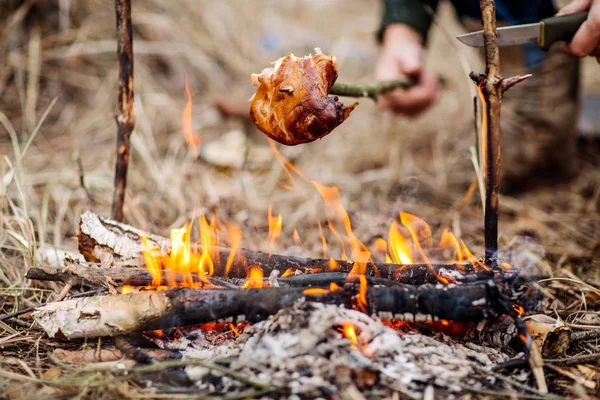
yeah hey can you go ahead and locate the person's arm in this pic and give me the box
[558,0,600,62]
[376,0,440,116]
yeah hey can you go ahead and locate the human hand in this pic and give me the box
[375,24,439,116]
[558,0,600,62]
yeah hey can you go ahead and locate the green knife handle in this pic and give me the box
[539,11,588,51]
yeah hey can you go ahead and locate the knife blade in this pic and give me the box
[457,11,588,51]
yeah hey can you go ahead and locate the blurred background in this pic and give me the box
[1,0,599,294]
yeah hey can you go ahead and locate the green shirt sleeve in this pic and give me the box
[378,0,440,43]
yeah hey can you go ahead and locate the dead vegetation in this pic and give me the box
[1,0,600,399]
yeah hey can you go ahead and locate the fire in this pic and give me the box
[400,212,451,284]
[342,323,358,346]
[141,236,163,287]
[281,268,295,278]
[387,221,413,264]
[438,229,464,262]
[330,282,342,291]
[512,304,524,316]
[373,238,388,253]
[317,220,328,258]
[460,240,491,272]
[293,229,302,247]
[357,275,368,313]
[328,257,339,271]
[304,287,330,295]
[477,83,487,175]
[182,75,201,155]
[242,266,263,289]
[121,285,134,294]
[224,224,241,276]
[267,205,283,247]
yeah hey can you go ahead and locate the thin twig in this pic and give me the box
[111,0,135,222]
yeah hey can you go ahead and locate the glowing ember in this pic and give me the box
[304,287,330,295]
[183,75,201,155]
[242,266,264,289]
[281,268,295,278]
[121,284,134,294]
[342,323,358,346]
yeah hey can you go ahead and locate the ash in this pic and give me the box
[161,301,519,398]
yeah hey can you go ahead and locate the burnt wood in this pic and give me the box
[34,280,514,339]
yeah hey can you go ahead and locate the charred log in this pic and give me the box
[34,281,510,339]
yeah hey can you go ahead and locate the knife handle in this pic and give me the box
[539,11,588,51]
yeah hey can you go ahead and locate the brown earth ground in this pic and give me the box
[1,0,599,399]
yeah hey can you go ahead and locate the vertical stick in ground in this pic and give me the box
[111,0,135,222]
[478,0,501,270]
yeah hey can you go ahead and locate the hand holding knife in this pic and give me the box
[457,11,590,51]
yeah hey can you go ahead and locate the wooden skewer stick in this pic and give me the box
[330,78,416,100]
[111,0,136,222]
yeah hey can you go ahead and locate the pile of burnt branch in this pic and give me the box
[27,212,533,340]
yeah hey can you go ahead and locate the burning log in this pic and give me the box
[77,210,480,284]
[34,281,510,339]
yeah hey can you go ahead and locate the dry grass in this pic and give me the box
[1,0,599,398]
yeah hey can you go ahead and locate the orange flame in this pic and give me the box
[328,257,340,271]
[141,236,163,287]
[477,83,487,175]
[267,205,283,247]
[357,275,368,313]
[373,238,388,253]
[513,304,524,316]
[242,266,263,288]
[293,229,302,247]
[317,220,328,258]
[388,221,413,264]
[224,224,241,276]
[400,212,451,284]
[330,282,342,291]
[313,181,370,262]
[342,323,358,346]
[460,239,491,272]
[121,285,134,294]
[183,75,200,155]
[281,268,295,278]
[304,287,330,295]
[438,229,464,262]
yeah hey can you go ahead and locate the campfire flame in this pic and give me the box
[242,266,263,289]
[128,136,499,297]
[183,75,201,155]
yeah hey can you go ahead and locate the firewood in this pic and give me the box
[524,315,571,358]
[77,210,478,283]
[34,281,509,339]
